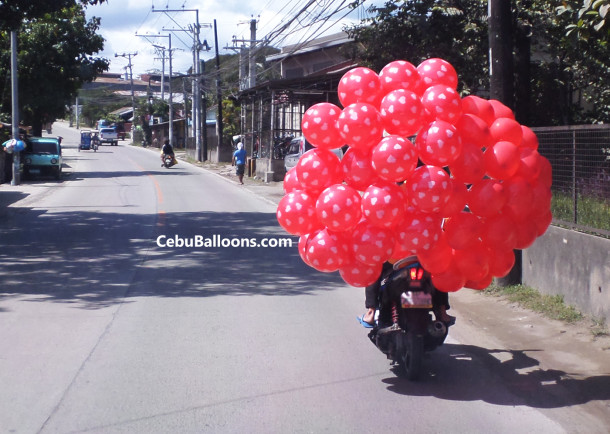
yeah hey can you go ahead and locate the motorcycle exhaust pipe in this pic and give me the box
[428,321,447,337]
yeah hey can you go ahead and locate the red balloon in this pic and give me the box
[481,213,517,251]
[339,259,383,287]
[379,60,422,95]
[395,210,443,255]
[448,142,486,184]
[407,165,452,213]
[488,99,515,120]
[537,155,553,188]
[341,147,380,191]
[502,176,535,222]
[514,147,542,182]
[534,209,553,236]
[276,190,321,236]
[528,180,552,218]
[301,103,343,149]
[361,182,406,228]
[337,103,383,151]
[443,211,482,250]
[417,58,458,90]
[421,84,463,124]
[484,140,520,179]
[465,272,493,290]
[468,178,506,218]
[417,235,453,274]
[416,120,463,167]
[379,89,425,136]
[306,228,349,272]
[338,67,382,107]
[489,117,523,146]
[296,148,343,194]
[316,184,362,232]
[455,113,493,149]
[453,242,490,282]
[520,125,539,150]
[351,220,396,266]
[462,95,495,125]
[432,260,466,293]
[439,179,468,217]
[283,166,301,194]
[298,232,315,267]
[371,135,418,182]
[513,219,538,250]
[488,247,515,277]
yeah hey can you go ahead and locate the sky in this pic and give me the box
[84,0,379,78]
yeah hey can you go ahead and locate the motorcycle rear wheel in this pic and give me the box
[399,331,424,380]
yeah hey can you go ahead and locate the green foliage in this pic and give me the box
[558,0,610,40]
[344,0,489,94]
[551,190,610,233]
[0,0,108,30]
[221,98,240,147]
[553,1,610,123]
[484,283,584,323]
[78,87,130,128]
[0,4,108,135]
[346,0,610,125]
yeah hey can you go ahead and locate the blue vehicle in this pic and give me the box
[22,137,62,180]
[79,130,99,151]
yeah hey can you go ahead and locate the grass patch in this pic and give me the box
[483,283,584,323]
[552,192,610,232]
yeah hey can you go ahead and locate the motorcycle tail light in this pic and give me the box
[410,267,424,280]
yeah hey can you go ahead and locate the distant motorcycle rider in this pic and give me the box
[161,139,176,166]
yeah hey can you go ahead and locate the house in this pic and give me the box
[237,32,358,181]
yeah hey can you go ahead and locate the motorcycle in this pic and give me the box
[162,153,175,168]
[366,256,453,380]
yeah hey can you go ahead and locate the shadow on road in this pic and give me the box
[381,343,610,409]
[0,207,342,310]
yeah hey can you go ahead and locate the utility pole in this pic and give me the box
[488,0,514,108]
[10,31,20,186]
[249,18,257,88]
[156,47,166,101]
[214,19,224,151]
[115,52,137,130]
[226,17,261,90]
[139,33,174,146]
[155,6,209,160]
[488,0,520,286]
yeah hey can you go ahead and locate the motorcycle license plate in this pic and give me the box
[401,291,432,308]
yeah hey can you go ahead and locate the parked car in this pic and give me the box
[99,127,118,146]
[284,136,344,172]
[22,137,62,180]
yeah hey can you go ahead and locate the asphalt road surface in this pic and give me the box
[0,122,608,433]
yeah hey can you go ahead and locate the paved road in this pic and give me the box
[0,122,608,433]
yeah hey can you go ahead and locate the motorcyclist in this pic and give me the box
[161,139,176,166]
[91,133,100,150]
[358,259,455,328]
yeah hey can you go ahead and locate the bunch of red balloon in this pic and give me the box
[276,58,552,292]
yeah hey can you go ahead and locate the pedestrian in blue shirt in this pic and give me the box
[232,142,247,184]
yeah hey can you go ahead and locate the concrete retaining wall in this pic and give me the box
[522,225,610,325]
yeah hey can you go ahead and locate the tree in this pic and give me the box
[0,4,108,135]
[0,0,107,30]
[554,0,610,123]
[558,0,610,40]
[345,0,490,94]
[346,0,610,125]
